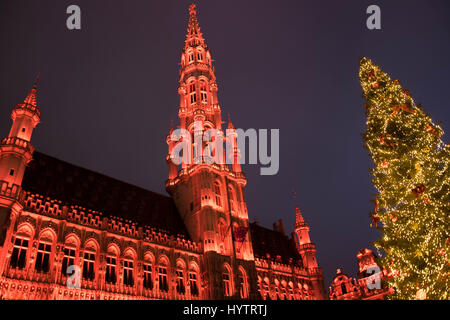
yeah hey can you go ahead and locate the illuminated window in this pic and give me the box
[143,263,153,289]
[214,181,222,207]
[176,269,185,294]
[158,266,168,292]
[105,256,117,284]
[62,247,76,276]
[123,260,134,287]
[281,282,287,300]
[228,186,235,212]
[82,251,96,281]
[238,269,248,298]
[10,237,29,270]
[263,278,270,299]
[200,83,207,103]
[189,272,199,297]
[288,282,294,299]
[223,267,232,297]
[189,83,197,104]
[35,242,52,273]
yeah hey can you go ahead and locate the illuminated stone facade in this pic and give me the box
[329,248,392,300]
[0,4,326,300]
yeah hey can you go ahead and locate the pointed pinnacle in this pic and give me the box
[33,72,41,89]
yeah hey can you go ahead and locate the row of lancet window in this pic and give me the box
[257,277,311,300]
[8,228,199,297]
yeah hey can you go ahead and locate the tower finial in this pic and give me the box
[33,72,40,89]
[292,189,305,224]
[189,3,197,17]
[23,74,40,107]
[227,113,235,129]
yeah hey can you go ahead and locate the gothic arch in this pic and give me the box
[123,247,137,260]
[16,222,34,238]
[176,258,186,270]
[39,227,56,243]
[238,266,249,298]
[84,238,99,252]
[106,243,120,257]
[158,254,170,267]
[64,233,81,248]
[143,251,155,263]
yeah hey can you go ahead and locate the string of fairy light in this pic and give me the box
[359,57,449,300]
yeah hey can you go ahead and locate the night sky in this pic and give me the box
[1,0,449,289]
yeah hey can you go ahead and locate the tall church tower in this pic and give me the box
[166,4,259,299]
[0,78,40,248]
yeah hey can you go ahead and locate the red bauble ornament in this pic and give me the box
[412,184,425,198]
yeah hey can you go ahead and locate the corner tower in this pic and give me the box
[294,206,326,299]
[166,4,259,299]
[0,77,40,247]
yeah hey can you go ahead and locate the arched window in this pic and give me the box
[218,218,227,254]
[303,283,309,300]
[123,259,134,287]
[143,253,154,290]
[10,236,30,270]
[214,181,222,207]
[288,281,294,300]
[189,82,197,105]
[82,240,98,281]
[197,51,203,61]
[223,264,232,297]
[274,279,281,300]
[158,257,169,292]
[176,260,186,294]
[238,267,248,299]
[200,82,207,103]
[105,245,119,284]
[189,263,200,297]
[228,186,235,212]
[281,280,287,300]
[61,235,80,276]
[263,277,270,299]
[35,230,54,273]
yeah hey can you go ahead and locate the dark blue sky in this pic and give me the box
[1,0,449,289]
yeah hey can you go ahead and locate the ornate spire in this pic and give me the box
[227,113,235,129]
[185,3,206,49]
[295,206,305,225]
[23,73,40,107]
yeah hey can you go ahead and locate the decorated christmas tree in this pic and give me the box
[359,57,449,300]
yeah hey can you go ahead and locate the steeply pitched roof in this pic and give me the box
[249,222,302,265]
[22,151,190,239]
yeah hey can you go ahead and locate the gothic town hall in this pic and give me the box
[0,5,326,300]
